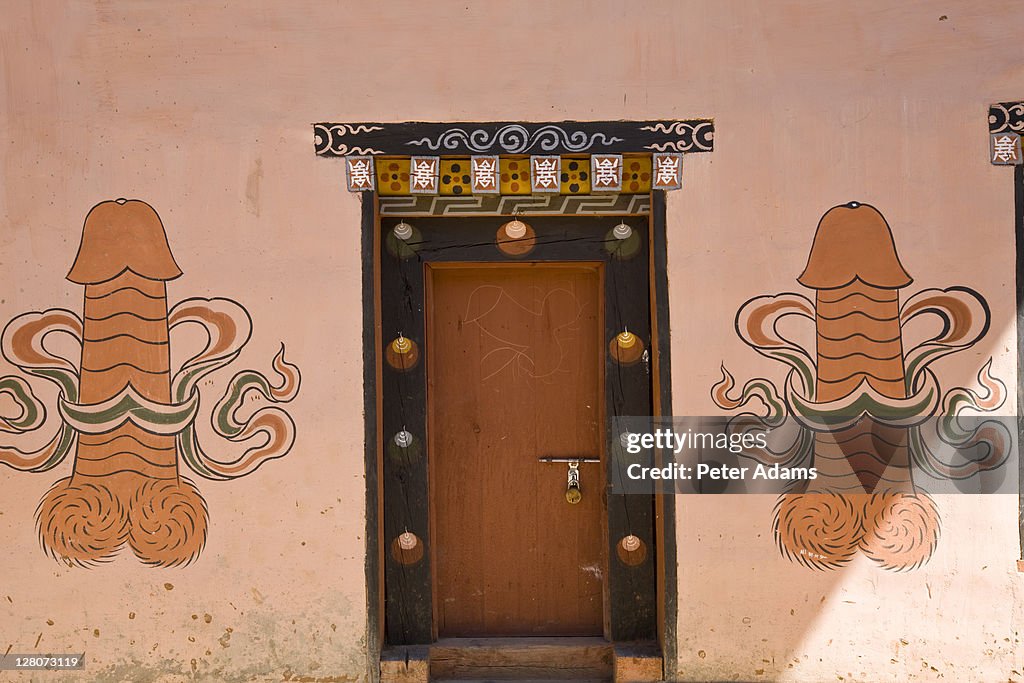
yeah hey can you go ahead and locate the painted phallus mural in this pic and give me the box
[0,199,300,567]
[712,202,1010,571]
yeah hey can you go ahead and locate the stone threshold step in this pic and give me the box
[383,637,661,682]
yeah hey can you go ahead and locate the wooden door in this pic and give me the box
[427,263,605,637]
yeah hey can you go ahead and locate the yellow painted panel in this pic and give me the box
[376,158,411,195]
[560,158,591,194]
[439,159,472,196]
[621,156,652,193]
[499,158,531,195]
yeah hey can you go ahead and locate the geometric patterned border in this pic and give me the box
[314,120,714,156]
[378,193,651,216]
[990,102,1024,134]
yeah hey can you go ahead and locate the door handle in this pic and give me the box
[538,458,600,505]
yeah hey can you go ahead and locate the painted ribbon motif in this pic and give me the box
[712,202,1008,571]
[0,199,301,567]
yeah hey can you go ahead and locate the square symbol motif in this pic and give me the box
[346,156,376,192]
[471,156,500,194]
[531,155,561,193]
[409,156,440,194]
[652,153,683,190]
[590,154,622,192]
[991,133,1022,165]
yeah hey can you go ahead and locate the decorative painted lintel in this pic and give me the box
[354,154,676,195]
[313,119,714,157]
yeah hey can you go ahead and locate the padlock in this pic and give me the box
[566,461,582,504]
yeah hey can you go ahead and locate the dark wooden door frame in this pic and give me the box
[360,195,679,679]
[988,102,1024,566]
[1017,163,1024,565]
[309,116,714,682]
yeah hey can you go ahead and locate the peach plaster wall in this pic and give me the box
[0,1,1022,681]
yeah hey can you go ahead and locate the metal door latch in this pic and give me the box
[538,457,600,505]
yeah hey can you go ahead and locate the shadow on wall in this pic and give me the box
[0,199,301,568]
